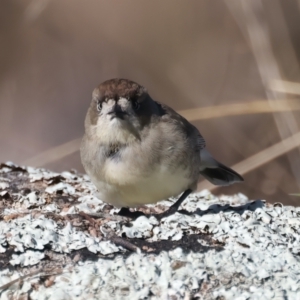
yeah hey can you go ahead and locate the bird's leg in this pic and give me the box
[154,189,192,220]
[117,189,192,220]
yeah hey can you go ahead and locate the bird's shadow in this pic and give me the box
[178,199,266,217]
[123,200,267,255]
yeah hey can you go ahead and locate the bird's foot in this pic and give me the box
[118,207,145,219]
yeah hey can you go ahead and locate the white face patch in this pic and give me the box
[94,97,140,144]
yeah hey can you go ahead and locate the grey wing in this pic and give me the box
[156,101,243,186]
[156,100,206,150]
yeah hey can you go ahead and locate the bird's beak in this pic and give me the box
[107,103,127,120]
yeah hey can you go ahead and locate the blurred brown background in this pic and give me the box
[1,0,300,205]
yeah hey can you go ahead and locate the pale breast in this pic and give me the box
[94,162,193,207]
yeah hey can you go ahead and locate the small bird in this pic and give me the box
[80,78,243,218]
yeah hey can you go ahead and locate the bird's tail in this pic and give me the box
[199,149,243,186]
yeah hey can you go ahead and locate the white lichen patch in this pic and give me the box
[0,182,9,190]
[45,182,75,195]
[0,214,120,259]
[19,191,46,208]
[10,250,45,266]
[27,167,60,182]
[121,216,158,238]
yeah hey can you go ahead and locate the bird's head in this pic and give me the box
[85,78,157,144]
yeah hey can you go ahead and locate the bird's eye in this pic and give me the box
[97,102,102,112]
[132,100,140,111]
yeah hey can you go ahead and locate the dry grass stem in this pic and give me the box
[226,0,300,188]
[179,99,300,121]
[269,80,300,95]
[23,138,81,167]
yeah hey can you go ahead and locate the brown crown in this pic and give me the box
[95,78,147,101]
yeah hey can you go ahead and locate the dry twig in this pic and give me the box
[0,267,64,293]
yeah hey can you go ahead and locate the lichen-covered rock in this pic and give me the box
[0,162,300,299]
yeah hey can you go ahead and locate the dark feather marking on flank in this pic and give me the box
[105,144,122,159]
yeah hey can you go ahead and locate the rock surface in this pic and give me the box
[0,162,300,299]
